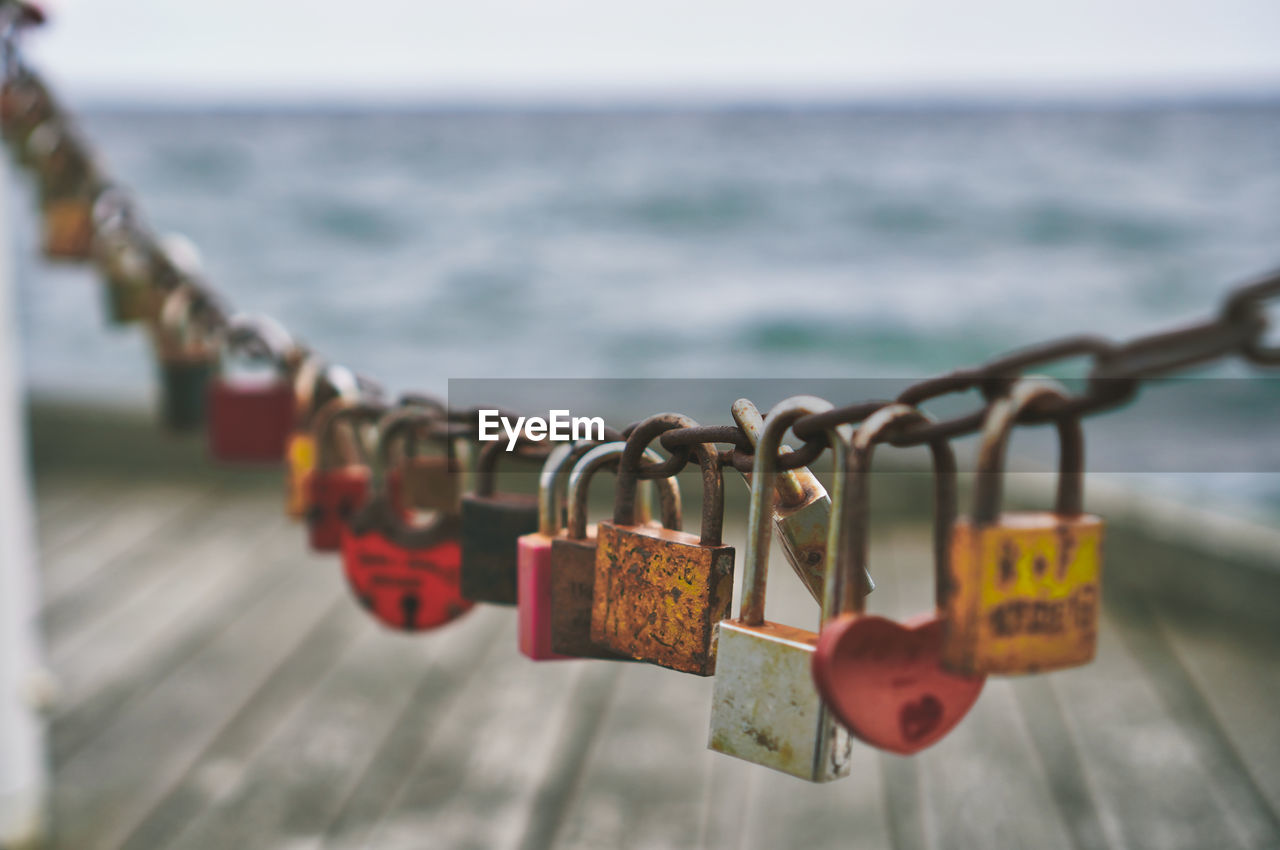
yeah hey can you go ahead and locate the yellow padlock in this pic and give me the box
[943,378,1103,676]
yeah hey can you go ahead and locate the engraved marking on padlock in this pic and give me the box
[943,378,1103,676]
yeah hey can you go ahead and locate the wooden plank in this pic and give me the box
[359,617,617,850]
[48,547,345,850]
[47,506,310,766]
[164,607,508,850]
[115,590,371,850]
[32,477,105,537]
[736,535,891,850]
[1105,598,1280,847]
[44,489,264,660]
[1046,597,1277,849]
[549,660,722,848]
[317,612,513,850]
[37,482,212,608]
[1153,606,1280,812]
[875,527,1076,850]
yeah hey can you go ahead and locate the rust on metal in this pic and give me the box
[945,514,1102,675]
[591,522,734,676]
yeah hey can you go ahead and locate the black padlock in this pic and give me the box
[458,439,546,605]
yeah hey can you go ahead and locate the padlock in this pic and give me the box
[385,396,467,517]
[811,404,986,756]
[91,190,160,325]
[283,356,330,519]
[27,119,91,202]
[591,414,735,676]
[1,69,55,158]
[732,398,874,602]
[207,315,299,464]
[152,284,222,431]
[339,415,473,632]
[942,378,1103,676]
[340,497,472,632]
[708,396,853,781]
[549,442,681,660]
[517,443,582,660]
[459,439,550,605]
[305,398,381,552]
[27,119,99,261]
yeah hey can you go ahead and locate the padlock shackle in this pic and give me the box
[155,282,224,362]
[314,398,386,472]
[972,378,1084,526]
[566,442,680,542]
[731,398,818,509]
[537,442,581,536]
[739,396,849,627]
[374,404,447,482]
[833,404,957,622]
[224,313,296,370]
[290,354,326,423]
[613,412,725,544]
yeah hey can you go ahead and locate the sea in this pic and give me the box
[8,100,1280,519]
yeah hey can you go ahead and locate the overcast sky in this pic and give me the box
[22,0,1280,102]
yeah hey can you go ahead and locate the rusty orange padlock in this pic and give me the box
[590,414,735,676]
[549,442,680,660]
[942,377,1104,676]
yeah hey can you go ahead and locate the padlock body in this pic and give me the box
[284,432,316,520]
[103,276,157,325]
[460,493,539,605]
[306,466,370,552]
[158,357,217,431]
[517,532,571,661]
[943,512,1103,675]
[591,522,734,676]
[207,378,295,464]
[41,196,94,261]
[393,456,463,514]
[708,619,851,782]
[549,535,625,659]
[340,526,472,632]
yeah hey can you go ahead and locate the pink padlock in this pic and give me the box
[517,441,678,661]
[518,443,586,660]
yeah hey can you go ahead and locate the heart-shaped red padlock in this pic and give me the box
[813,612,983,755]
[811,404,985,755]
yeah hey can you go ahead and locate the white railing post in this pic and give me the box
[0,150,48,848]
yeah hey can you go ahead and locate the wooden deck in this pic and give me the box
[23,405,1280,850]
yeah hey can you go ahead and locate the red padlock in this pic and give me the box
[812,404,986,756]
[207,314,300,464]
[305,398,381,552]
[339,413,474,632]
